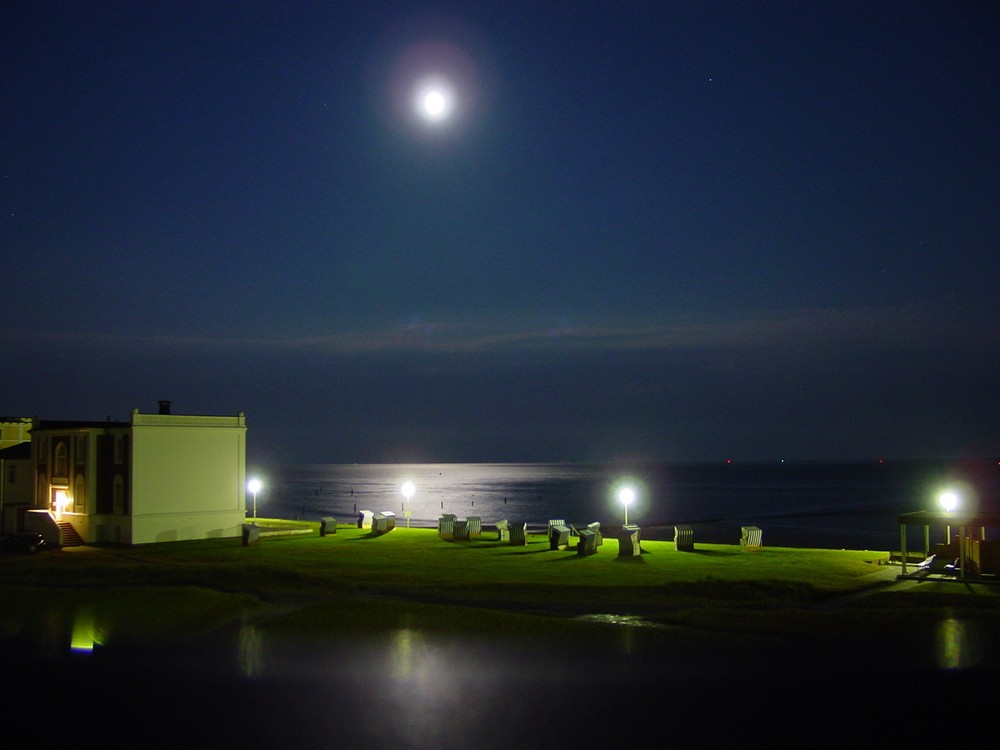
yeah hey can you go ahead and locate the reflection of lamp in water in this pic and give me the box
[939,490,959,544]
[619,487,635,526]
[402,482,415,528]
[248,478,262,519]
[71,607,98,654]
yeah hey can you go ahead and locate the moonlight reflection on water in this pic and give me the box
[5,582,1000,746]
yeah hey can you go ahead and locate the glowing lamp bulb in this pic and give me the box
[619,487,635,525]
[939,491,959,513]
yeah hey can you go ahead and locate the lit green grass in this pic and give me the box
[2,524,998,656]
[1,525,889,599]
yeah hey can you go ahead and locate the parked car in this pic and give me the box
[0,533,50,554]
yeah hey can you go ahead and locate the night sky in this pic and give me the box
[3,2,998,466]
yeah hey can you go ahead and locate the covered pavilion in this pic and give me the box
[897,510,1000,581]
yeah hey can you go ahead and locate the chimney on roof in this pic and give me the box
[158,400,172,415]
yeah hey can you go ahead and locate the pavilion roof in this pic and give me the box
[898,510,1000,527]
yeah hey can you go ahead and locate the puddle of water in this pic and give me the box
[573,613,667,629]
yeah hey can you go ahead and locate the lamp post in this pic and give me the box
[401,482,415,528]
[248,478,262,520]
[939,490,958,544]
[619,487,635,526]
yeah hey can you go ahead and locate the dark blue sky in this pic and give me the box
[3,2,998,465]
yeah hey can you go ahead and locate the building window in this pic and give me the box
[113,475,124,515]
[114,435,123,464]
[74,473,86,514]
[75,435,87,464]
[38,438,47,464]
[54,442,68,478]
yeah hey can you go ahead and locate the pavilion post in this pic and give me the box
[900,524,908,576]
[959,527,967,580]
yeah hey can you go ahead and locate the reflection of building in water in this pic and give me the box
[22,400,247,546]
[238,620,265,679]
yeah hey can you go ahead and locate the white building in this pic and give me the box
[26,402,248,546]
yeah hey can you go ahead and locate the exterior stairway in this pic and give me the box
[58,522,85,547]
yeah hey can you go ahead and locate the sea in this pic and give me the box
[256,459,1000,551]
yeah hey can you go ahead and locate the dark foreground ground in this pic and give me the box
[7,573,1000,748]
[8,625,999,747]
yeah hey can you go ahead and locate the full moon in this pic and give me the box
[386,34,489,131]
[423,90,446,118]
[413,77,455,123]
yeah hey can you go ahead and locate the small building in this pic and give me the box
[24,402,248,546]
[0,417,33,451]
[0,440,34,535]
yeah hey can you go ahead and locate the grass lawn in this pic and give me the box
[2,523,999,663]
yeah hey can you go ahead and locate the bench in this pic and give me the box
[740,526,762,551]
[371,513,391,535]
[453,519,470,540]
[357,510,374,530]
[914,554,955,577]
[320,517,338,536]
[674,524,694,552]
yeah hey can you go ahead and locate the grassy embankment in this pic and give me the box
[2,521,999,660]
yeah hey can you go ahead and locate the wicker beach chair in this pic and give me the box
[674,524,694,551]
[509,522,527,546]
[740,525,762,551]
